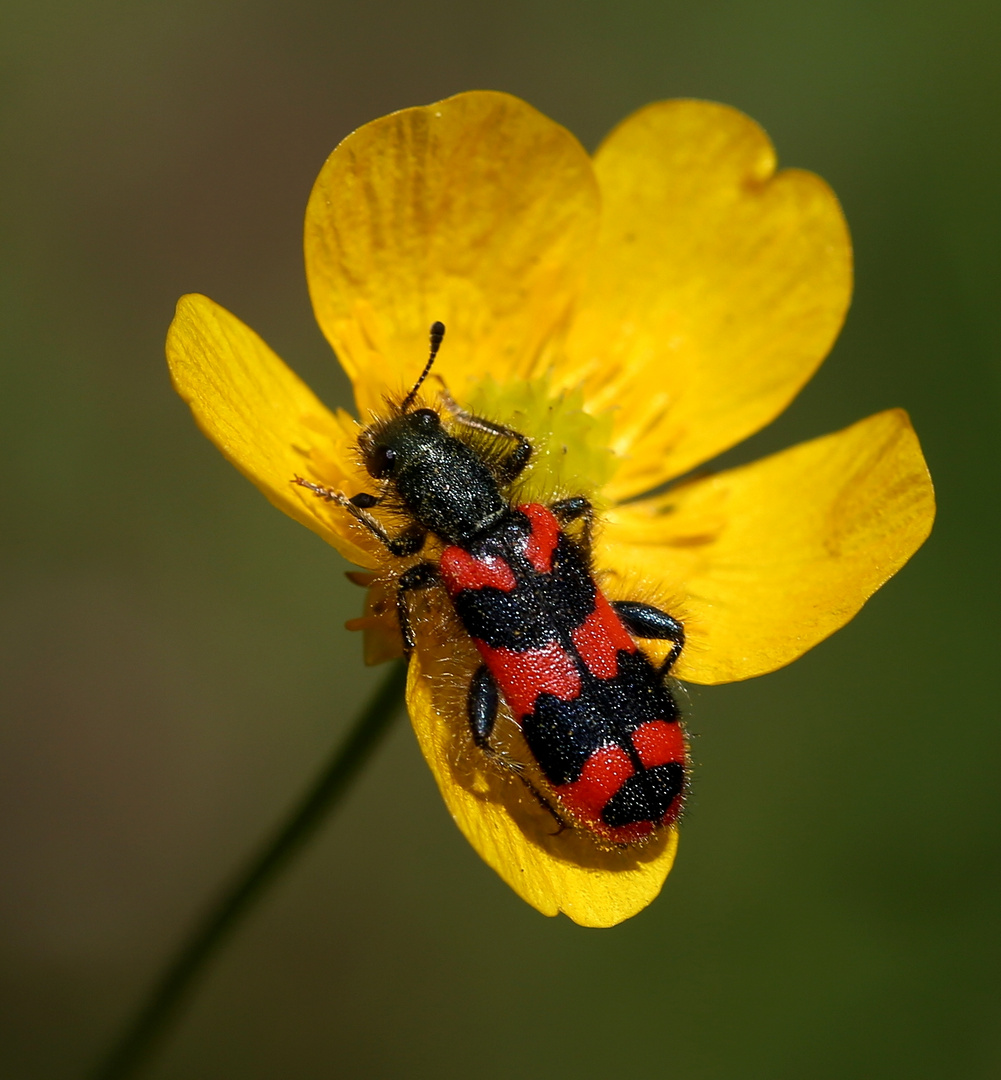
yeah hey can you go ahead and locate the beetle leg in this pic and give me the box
[435,385,533,482]
[551,495,594,552]
[467,664,499,747]
[467,664,570,835]
[612,600,686,675]
[292,476,426,556]
[395,562,439,654]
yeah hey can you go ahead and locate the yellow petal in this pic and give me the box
[304,91,600,418]
[166,294,380,567]
[345,575,405,666]
[563,100,852,499]
[597,410,935,684]
[405,608,679,927]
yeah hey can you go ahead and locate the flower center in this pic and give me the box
[463,375,618,508]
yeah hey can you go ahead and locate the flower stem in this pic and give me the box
[90,660,408,1080]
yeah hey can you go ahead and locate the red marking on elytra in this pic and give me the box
[440,547,516,595]
[556,744,633,823]
[570,590,638,679]
[631,720,686,770]
[603,820,657,843]
[519,503,560,573]
[555,745,654,843]
[476,639,580,720]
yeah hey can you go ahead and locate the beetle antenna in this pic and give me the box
[401,321,445,413]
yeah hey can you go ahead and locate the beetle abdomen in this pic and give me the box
[440,503,687,843]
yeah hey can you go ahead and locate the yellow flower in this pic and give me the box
[166,91,934,928]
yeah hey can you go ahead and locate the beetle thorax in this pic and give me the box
[373,413,507,545]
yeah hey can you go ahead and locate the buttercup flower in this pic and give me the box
[167,91,934,927]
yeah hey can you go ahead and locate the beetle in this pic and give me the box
[295,322,688,844]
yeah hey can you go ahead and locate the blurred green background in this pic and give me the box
[2,1,999,1077]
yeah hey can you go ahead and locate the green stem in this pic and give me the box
[90,661,408,1080]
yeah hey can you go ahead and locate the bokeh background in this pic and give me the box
[2,1,999,1077]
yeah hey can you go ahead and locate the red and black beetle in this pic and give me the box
[296,323,688,844]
